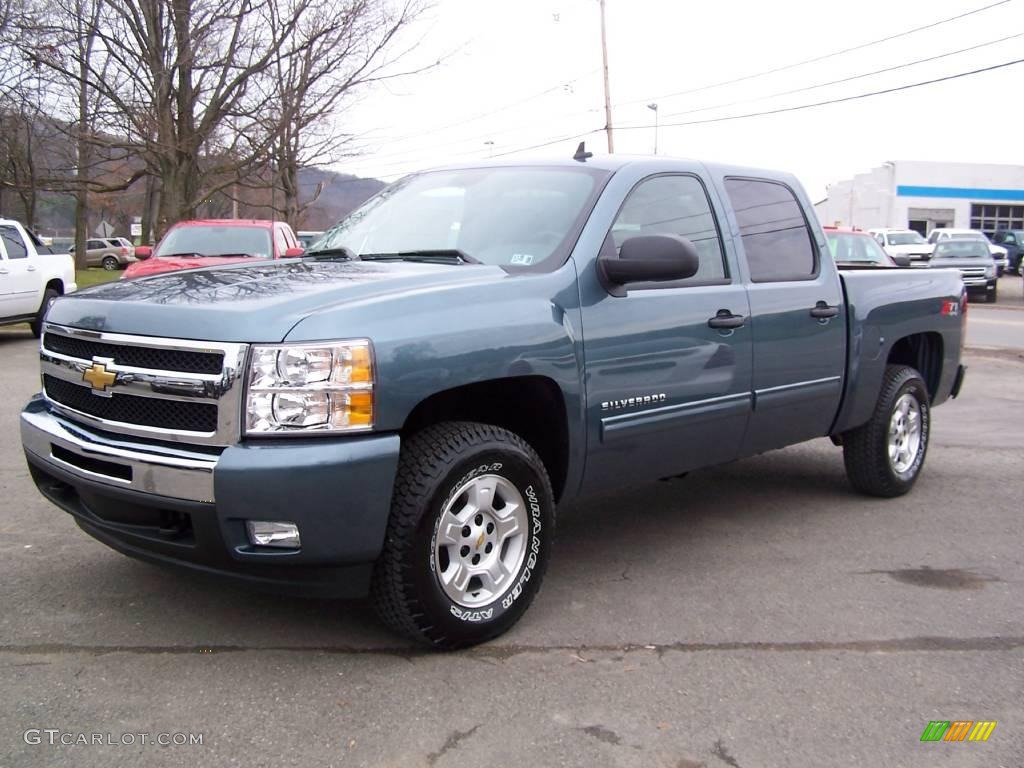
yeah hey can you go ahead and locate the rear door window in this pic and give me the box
[0,226,28,259]
[724,178,817,282]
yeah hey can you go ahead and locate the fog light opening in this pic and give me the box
[246,521,301,549]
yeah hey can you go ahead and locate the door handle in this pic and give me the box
[0,268,8,274]
[809,301,839,319]
[708,310,746,330]
[26,265,37,272]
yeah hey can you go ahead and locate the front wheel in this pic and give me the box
[372,422,554,649]
[842,365,930,498]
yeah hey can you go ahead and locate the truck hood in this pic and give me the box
[885,244,934,256]
[48,258,509,342]
[928,258,995,270]
[122,255,268,279]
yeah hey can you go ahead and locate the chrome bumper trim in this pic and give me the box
[21,407,218,502]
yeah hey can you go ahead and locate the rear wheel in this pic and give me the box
[101,255,119,271]
[842,365,930,498]
[29,288,60,338]
[372,422,554,649]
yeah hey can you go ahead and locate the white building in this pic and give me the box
[814,161,1024,238]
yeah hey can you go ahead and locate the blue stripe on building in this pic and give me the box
[896,185,1024,201]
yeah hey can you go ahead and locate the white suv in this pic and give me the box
[0,219,77,336]
[927,228,1008,276]
[867,228,934,266]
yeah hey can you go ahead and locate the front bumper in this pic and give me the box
[21,397,401,597]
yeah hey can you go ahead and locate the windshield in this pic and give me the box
[887,231,927,246]
[933,241,989,259]
[826,232,891,264]
[313,166,608,269]
[155,225,272,259]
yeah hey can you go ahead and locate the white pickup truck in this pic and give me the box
[0,218,77,336]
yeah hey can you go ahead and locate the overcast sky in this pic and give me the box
[336,0,1024,199]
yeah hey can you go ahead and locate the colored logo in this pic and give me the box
[920,721,996,742]
[82,361,117,392]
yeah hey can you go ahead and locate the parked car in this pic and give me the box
[22,156,967,648]
[991,229,1024,274]
[69,237,137,270]
[123,219,303,279]
[927,228,1007,276]
[929,239,998,302]
[297,230,325,249]
[824,227,902,267]
[0,218,76,335]
[868,228,934,266]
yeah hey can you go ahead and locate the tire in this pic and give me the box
[372,421,555,649]
[842,365,930,498]
[102,256,119,271]
[989,286,997,303]
[29,288,60,338]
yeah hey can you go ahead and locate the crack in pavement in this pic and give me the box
[712,738,742,768]
[0,635,1022,659]
[426,724,479,766]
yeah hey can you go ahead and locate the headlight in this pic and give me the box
[245,341,374,434]
[984,265,996,278]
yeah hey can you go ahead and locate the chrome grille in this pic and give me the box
[40,324,247,446]
[43,333,223,374]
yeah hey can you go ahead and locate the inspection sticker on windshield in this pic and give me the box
[510,253,534,266]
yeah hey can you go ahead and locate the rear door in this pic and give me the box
[721,177,847,456]
[580,172,753,494]
[0,225,41,317]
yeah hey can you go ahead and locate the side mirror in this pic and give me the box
[134,246,152,260]
[283,247,305,258]
[891,255,911,267]
[600,235,700,290]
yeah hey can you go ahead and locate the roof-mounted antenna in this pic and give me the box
[573,141,593,162]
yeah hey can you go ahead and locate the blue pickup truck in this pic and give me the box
[21,154,967,648]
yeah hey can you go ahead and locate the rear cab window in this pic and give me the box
[723,178,817,282]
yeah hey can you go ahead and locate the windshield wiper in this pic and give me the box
[359,249,481,265]
[307,246,359,261]
[161,252,208,258]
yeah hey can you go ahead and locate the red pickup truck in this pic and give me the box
[124,219,304,278]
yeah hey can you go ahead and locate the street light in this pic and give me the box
[647,103,659,155]
[484,140,495,158]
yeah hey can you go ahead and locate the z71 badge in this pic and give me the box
[601,393,667,411]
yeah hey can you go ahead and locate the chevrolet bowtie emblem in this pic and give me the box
[82,361,117,392]
[476,532,486,550]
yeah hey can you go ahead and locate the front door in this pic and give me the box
[720,177,847,456]
[580,173,753,495]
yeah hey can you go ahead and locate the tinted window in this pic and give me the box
[610,175,726,283]
[0,226,28,259]
[933,241,990,259]
[87,239,105,249]
[724,178,815,282]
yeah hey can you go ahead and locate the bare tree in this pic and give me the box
[253,0,432,229]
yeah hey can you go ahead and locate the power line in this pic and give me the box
[490,128,603,157]
[613,0,1015,110]
[348,68,600,154]
[612,57,1024,131]
[619,30,1024,127]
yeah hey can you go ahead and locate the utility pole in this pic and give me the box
[647,103,658,154]
[599,0,614,153]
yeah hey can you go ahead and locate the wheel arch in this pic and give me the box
[886,332,943,401]
[401,375,570,503]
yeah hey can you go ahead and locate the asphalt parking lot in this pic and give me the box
[1,327,1022,767]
